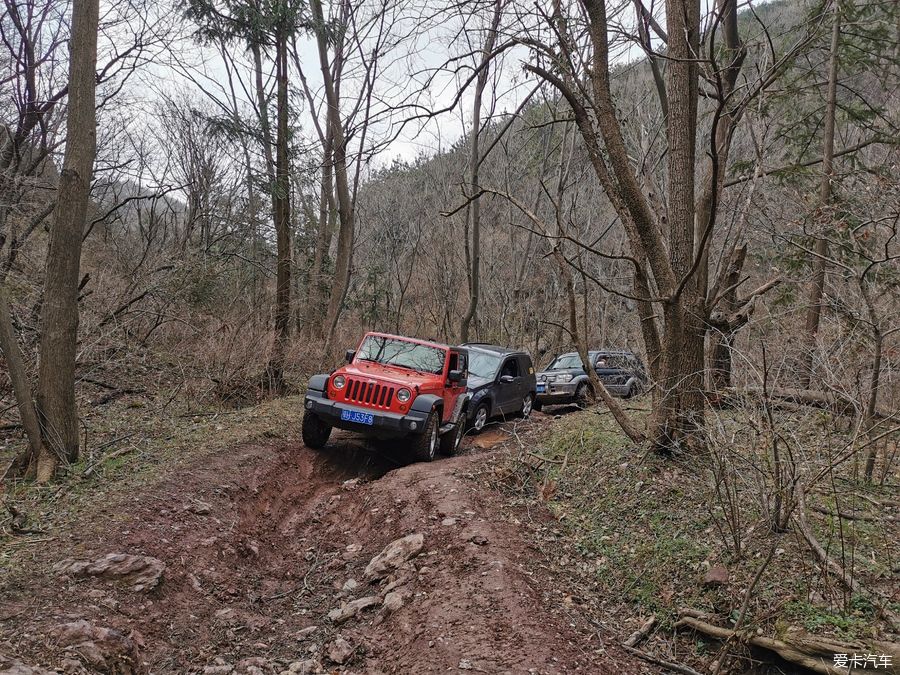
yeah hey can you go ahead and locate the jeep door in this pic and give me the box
[442,350,468,423]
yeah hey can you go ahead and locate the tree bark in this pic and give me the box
[266,32,292,394]
[306,124,335,336]
[654,0,703,450]
[35,0,100,471]
[800,0,840,388]
[312,0,354,350]
[459,0,502,343]
[0,286,53,480]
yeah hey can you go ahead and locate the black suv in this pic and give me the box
[535,350,647,409]
[460,343,537,432]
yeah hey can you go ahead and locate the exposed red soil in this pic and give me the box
[0,423,639,673]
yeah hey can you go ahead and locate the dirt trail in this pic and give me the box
[1,425,636,674]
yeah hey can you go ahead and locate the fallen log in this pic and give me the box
[720,387,896,421]
[676,615,900,675]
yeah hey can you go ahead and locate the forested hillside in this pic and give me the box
[1,0,898,672]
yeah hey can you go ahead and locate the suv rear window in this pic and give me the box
[597,355,628,369]
[356,335,445,374]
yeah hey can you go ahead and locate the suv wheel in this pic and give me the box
[440,417,464,455]
[471,403,489,434]
[302,411,331,449]
[575,383,593,409]
[520,393,534,418]
[410,410,439,462]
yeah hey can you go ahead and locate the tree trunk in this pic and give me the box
[266,33,292,394]
[553,246,645,443]
[459,0,502,343]
[863,329,882,482]
[306,125,335,337]
[35,0,100,472]
[311,0,354,350]
[800,0,840,388]
[653,0,703,450]
[0,286,53,480]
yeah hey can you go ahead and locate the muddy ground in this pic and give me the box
[0,419,642,674]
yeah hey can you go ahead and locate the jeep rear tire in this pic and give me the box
[302,411,331,449]
[410,410,439,462]
[439,416,464,455]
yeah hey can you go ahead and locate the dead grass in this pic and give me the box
[496,406,899,671]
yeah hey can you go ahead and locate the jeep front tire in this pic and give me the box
[410,410,439,462]
[439,416,464,455]
[302,411,331,449]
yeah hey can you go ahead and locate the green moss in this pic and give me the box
[785,599,876,640]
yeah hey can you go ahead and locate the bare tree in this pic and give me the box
[459,0,503,343]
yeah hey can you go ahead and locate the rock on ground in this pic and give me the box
[0,652,55,675]
[54,553,165,592]
[363,534,424,581]
[327,596,379,624]
[703,564,729,587]
[51,620,144,674]
[326,636,354,665]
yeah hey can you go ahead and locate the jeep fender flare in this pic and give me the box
[450,392,472,424]
[307,374,330,395]
[410,394,442,417]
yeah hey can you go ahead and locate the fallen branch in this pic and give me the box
[621,645,703,675]
[676,615,900,675]
[810,505,885,522]
[82,444,139,477]
[795,492,900,632]
[624,615,657,647]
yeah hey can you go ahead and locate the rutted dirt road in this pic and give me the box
[1,423,637,673]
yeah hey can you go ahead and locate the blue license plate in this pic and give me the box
[536,384,546,393]
[341,409,374,425]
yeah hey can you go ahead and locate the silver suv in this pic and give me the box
[535,350,647,410]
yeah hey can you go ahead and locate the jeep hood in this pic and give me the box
[343,361,437,386]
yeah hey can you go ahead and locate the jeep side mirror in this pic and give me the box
[499,375,514,384]
[345,349,355,363]
[448,369,465,384]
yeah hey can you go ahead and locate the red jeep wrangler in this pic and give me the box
[302,332,470,461]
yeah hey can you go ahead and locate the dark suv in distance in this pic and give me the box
[461,343,537,432]
[535,350,647,410]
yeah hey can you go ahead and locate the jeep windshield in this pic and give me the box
[355,335,445,374]
[468,351,502,379]
[547,353,585,370]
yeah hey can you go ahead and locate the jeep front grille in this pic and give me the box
[344,378,395,408]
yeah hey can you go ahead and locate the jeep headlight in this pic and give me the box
[538,374,546,382]
[397,388,411,402]
[557,373,573,383]
[333,375,346,389]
